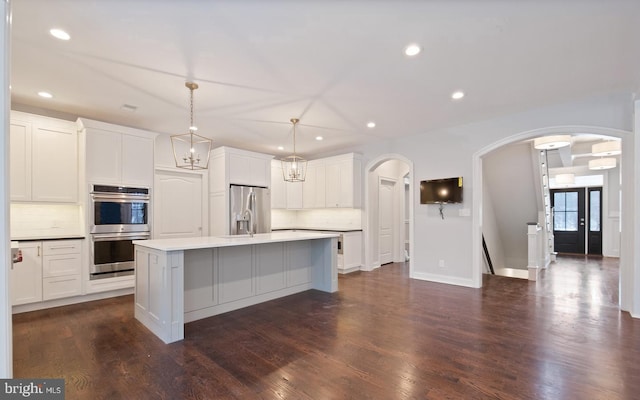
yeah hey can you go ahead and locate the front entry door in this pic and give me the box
[552,188,586,254]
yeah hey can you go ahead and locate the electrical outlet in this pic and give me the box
[438,259,446,268]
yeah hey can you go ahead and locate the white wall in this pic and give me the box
[271,208,362,231]
[481,185,506,272]
[1,0,11,378]
[10,204,84,239]
[483,142,539,269]
[352,92,634,289]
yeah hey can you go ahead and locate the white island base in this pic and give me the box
[133,232,338,344]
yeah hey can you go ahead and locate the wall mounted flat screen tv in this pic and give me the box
[420,177,463,204]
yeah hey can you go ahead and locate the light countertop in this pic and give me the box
[11,235,86,241]
[133,231,339,252]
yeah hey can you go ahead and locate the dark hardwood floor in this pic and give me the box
[13,256,640,399]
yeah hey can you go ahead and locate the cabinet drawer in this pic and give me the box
[43,240,82,256]
[43,275,81,300]
[43,253,81,277]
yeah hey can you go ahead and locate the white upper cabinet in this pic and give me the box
[10,111,79,203]
[209,147,274,235]
[229,152,271,187]
[122,134,155,186]
[270,161,286,209]
[84,127,121,185]
[302,160,326,209]
[79,118,156,187]
[286,181,303,209]
[270,159,303,209]
[272,153,362,210]
[323,153,362,208]
[209,147,274,191]
[9,118,32,201]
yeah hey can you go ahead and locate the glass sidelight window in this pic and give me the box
[553,192,578,231]
[589,189,601,232]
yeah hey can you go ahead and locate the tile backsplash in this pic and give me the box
[11,203,84,239]
[272,208,362,231]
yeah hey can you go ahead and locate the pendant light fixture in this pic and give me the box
[171,82,212,170]
[533,135,571,150]
[588,157,616,170]
[591,140,621,156]
[281,118,307,182]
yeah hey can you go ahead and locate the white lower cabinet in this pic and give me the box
[218,246,254,304]
[337,231,362,273]
[287,241,313,286]
[255,242,286,295]
[183,241,314,316]
[10,242,43,306]
[11,239,82,305]
[42,240,82,300]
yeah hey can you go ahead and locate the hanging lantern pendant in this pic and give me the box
[281,118,307,182]
[171,82,213,170]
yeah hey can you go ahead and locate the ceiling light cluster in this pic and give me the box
[588,139,620,170]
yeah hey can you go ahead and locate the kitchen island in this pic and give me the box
[133,231,339,343]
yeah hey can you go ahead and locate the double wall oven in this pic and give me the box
[90,185,150,280]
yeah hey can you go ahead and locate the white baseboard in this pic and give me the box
[338,266,360,274]
[12,288,133,314]
[411,271,477,288]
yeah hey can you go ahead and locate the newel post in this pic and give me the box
[527,222,542,281]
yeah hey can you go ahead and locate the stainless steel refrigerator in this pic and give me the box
[229,185,271,235]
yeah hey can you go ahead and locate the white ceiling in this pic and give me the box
[10,0,640,158]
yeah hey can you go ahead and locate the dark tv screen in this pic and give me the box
[420,177,463,204]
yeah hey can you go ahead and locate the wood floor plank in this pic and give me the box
[13,256,640,399]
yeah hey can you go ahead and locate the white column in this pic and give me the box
[0,0,12,378]
[625,99,640,318]
[527,223,541,281]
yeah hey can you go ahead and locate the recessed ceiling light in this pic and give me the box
[37,91,53,99]
[404,43,421,57]
[451,91,465,100]
[277,146,284,151]
[50,28,70,41]
[315,136,323,141]
[367,121,376,128]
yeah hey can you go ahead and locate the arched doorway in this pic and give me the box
[363,154,414,275]
[471,125,632,311]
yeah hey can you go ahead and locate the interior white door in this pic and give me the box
[379,178,395,265]
[155,170,204,239]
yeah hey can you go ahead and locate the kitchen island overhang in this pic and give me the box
[133,231,339,343]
